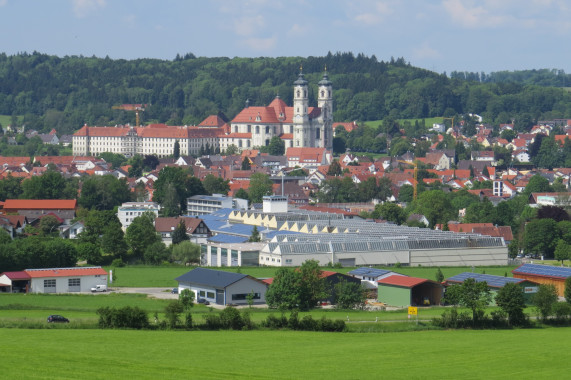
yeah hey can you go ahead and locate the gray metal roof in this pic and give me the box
[175,268,247,289]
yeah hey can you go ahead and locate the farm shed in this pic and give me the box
[347,267,406,289]
[0,271,31,293]
[512,264,571,297]
[445,272,538,304]
[25,267,108,293]
[377,275,443,308]
[175,267,268,306]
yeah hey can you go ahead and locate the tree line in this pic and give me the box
[2,52,571,137]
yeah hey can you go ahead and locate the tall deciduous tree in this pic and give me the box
[532,284,558,322]
[171,241,201,265]
[171,220,189,245]
[449,278,492,326]
[554,239,570,264]
[248,172,273,203]
[153,166,206,213]
[202,174,230,196]
[333,280,366,309]
[125,211,161,260]
[524,218,558,258]
[495,282,527,326]
[268,136,285,155]
[79,175,131,210]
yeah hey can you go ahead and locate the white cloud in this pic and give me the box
[352,1,393,25]
[233,14,266,37]
[442,0,507,28]
[124,14,136,28]
[240,36,277,52]
[71,0,106,18]
[413,42,441,60]
[288,24,309,37]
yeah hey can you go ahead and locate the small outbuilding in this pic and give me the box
[23,267,107,293]
[378,275,443,308]
[347,267,406,289]
[512,264,571,297]
[175,267,268,306]
[445,272,538,304]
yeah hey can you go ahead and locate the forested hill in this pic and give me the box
[1,51,571,135]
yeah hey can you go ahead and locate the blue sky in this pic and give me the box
[2,0,571,74]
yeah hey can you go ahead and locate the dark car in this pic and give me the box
[47,315,69,323]
[197,298,210,305]
[171,288,178,294]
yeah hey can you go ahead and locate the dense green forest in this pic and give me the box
[2,51,571,136]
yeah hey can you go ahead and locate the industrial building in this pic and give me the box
[512,264,571,296]
[200,205,508,268]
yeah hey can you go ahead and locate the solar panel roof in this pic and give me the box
[446,272,524,288]
[347,267,392,278]
[208,234,249,244]
[512,264,571,279]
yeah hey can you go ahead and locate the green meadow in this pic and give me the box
[1,328,569,379]
[105,265,519,288]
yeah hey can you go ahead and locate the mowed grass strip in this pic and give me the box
[1,328,569,379]
[105,265,518,287]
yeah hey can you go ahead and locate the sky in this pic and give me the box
[1,0,571,75]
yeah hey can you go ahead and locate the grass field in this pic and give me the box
[363,117,445,129]
[1,328,569,379]
[105,265,519,288]
[0,114,23,128]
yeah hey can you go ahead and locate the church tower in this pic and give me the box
[317,68,333,150]
[293,67,309,148]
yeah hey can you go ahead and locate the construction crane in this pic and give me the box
[397,159,418,201]
[442,117,455,133]
[112,104,145,126]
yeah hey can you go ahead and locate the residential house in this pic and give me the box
[154,216,211,246]
[174,267,268,305]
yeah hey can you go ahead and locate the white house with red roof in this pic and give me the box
[286,147,331,169]
[0,267,108,293]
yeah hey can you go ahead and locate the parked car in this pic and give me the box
[91,284,107,293]
[171,288,178,294]
[197,298,210,305]
[47,315,69,323]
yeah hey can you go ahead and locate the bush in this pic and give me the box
[111,258,125,267]
[219,306,244,330]
[434,308,472,329]
[203,314,221,330]
[184,313,193,330]
[552,302,571,324]
[262,314,288,329]
[287,311,299,330]
[298,315,318,331]
[96,306,149,329]
[164,301,184,329]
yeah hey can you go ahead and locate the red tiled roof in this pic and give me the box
[25,267,107,278]
[378,275,429,288]
[3,199,77,210]
[0,156,29,166]
[199,115,228,128]
[1,271,31,280]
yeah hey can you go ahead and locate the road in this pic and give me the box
[112,287,179,299]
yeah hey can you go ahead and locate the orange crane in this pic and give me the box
[397,159,418,201]
[442,117,455,132]
[112,104,145,126]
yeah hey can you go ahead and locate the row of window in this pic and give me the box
[43,278,81,288]
[198,290,215,299]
